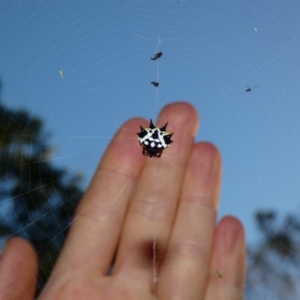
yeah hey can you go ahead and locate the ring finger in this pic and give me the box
[157,142,222,299]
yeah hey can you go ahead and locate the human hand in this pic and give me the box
[0,102,246,300]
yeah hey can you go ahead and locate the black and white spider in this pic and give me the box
[137,119,173,158]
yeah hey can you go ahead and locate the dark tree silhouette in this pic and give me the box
[0,83,83,294]
[246,210,300,299]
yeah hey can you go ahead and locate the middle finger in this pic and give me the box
[114,103,198,283]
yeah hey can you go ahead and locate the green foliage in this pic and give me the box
[0,102,83,293]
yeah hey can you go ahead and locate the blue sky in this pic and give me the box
[1,0,300,245]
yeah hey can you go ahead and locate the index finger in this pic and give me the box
[52,118,147,276]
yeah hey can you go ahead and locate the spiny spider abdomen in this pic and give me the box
[137,119,173,158]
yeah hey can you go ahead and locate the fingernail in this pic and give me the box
[221,221,243,254]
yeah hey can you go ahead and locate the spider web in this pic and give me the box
[1,0,300,299]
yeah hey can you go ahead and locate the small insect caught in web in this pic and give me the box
[245,85,259,92]
[151,52,163,61]
[137,119,173,158]
[151,81,159,87]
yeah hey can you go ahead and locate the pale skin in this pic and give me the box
[0,102,246,300]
